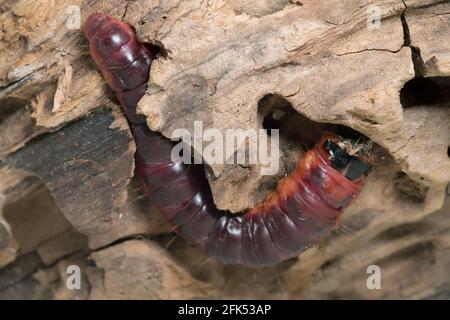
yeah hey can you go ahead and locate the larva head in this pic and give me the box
[84,13,135,61]
[318,133,371,182]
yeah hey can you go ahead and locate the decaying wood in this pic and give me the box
[0,0,449,299]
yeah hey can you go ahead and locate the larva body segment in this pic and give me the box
[84,13,370,268]
[84,13,155,124]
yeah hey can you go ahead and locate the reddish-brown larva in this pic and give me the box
[84,13,371,267]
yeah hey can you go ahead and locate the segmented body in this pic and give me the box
[84,13,368,267]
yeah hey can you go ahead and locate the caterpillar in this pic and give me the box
[84,13,371,267]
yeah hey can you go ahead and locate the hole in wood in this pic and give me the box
[257,93,370,149]
[393,172,429,203]
[2,177,84,255]
[400,76,450,108]
[0,97,35,154]
[256,93,374,196]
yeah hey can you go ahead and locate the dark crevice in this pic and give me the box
[0,74,33,96]
[401,5,426,77]
[128,24,167,59]
[375,221,430,241]
[401,7,411,47]
[400,76,450,108]
[258,94,367,151]
[393,172,429,203]
[121,1,129,19]
[374,241,436,267]
[411,47,426,77]
[146,40,169,59]
[90,233,156,253]
[42,249,88,269]
[0,97,28,125]
[336,47,402,57]
[0,97,36,156]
